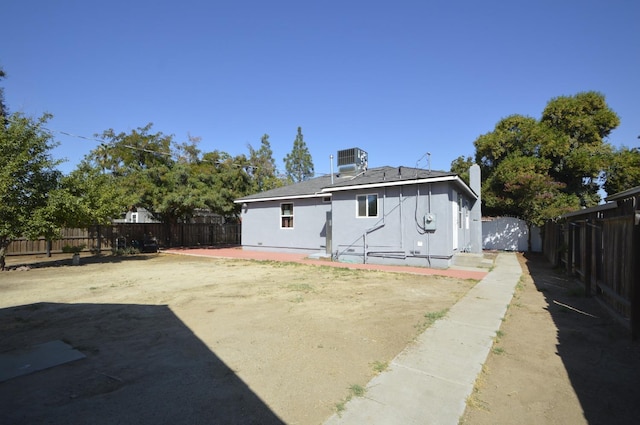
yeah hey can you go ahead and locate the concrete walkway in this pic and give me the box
[324,252,522,425]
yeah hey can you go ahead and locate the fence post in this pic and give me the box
[584,221,592,297]
[632,211,640,340]
[96,225,102,254]
[565,224,571,275]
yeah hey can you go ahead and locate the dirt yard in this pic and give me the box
[461,253,640,425]
[0,252,476,425]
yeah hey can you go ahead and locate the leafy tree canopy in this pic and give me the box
[469,91,619,239]
[248,134,285,192]
[93,123,173,176]
[0,112,62,269]
[604,146,640,196]
[83,126,255,223]
[50,163,130,228]
[540,91,619,203]
[450,155,474,186]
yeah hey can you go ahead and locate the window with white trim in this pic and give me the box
[356,194,378,217]
[280,203,294,228]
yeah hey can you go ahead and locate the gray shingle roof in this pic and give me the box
[236,166,460,203]
[236,174,335,202]
[328,166,455,188]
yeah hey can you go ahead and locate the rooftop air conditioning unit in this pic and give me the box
[337,148,368,176]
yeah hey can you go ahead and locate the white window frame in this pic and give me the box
[356,193,378,218]
[280,202,294,229]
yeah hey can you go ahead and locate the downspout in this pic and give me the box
[399,186,404,251]
[426,152,432,266]
[427,183,432,267]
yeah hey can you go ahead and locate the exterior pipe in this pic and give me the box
[412,254,452,260]
[330,155,334,185]
[427,183,432,267]
[363,187,387,264]
[367,252,407,259]
[363,232,367,264]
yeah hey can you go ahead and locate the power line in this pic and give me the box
[44,127,106,144]
[44,127,172,156]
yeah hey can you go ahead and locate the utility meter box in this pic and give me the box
[424,213,437,231]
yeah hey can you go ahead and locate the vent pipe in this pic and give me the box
[330,155,334,184]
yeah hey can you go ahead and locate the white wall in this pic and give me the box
[482,216,542,252]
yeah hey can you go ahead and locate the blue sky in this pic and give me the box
[2,0,639,176]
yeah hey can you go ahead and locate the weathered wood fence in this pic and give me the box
[543,188,640,339]
[7,223,241,256]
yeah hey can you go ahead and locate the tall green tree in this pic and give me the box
[83,127,254,224]
[474,114,567,218]
[540,91,619,206]
[248,134,284,192]
[51,163,129,228]
[471,92,619,249]
[94,123,173,178]
[604,146,640,196]
[140,161,207,224]
[0,113,62,269]
[450,155,474,186]
[87,124,178,220]
[0,67,7,119]
[174,133,202,164]
[198,150,252,220]
[284,127,314,183]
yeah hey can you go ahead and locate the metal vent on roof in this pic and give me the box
[337,148,368,176]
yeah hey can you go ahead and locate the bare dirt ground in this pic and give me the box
[0,252,476,425]
[461,253,640,425]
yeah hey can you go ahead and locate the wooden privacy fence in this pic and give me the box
[543,189,640,339]
[7,223,241,256]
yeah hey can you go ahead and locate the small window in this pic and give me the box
[281,203,294,228]
[356,194,378,217]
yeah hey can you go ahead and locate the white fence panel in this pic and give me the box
[482,217,541,252]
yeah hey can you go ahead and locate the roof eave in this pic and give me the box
[604,185,640,202]
[235,192,330,204]
[322,175,478,200]
[560,201,618,219]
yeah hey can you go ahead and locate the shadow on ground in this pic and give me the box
[4,253,160,270]
[522,253,640,425]
[0,302,284,425]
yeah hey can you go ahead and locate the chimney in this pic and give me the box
[469,164,482,253]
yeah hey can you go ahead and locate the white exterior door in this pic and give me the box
[452,197,458,250]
